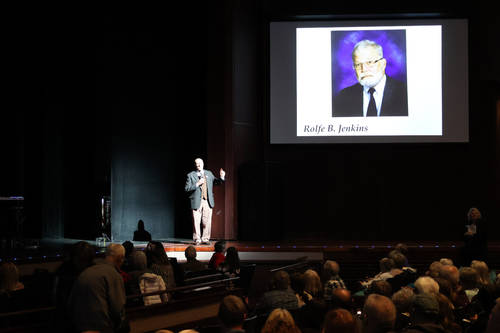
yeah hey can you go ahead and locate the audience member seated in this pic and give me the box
[322,308,359,333]
[290,271,307,307]
[386,253,418,293]
[296,297,328,333]
[366,280,392,298]
[470,260,491,287]
[125,250,151,303]
[435,292,461,333]
[303,269,323,300]
[121,240,136,272]
[261,308,301,333]
[455,266,491,331]
[133,219,152,242]
[433,277,453,301]
[438,264,460,302]
[322,260,346,301]
[404,293,444,333]
[294,269,327,333]
[360,257,395,289]
[391,287,414,331]
[52,240,95,332]
[362,294,396,333]
[139,270,168,306]
[145,241,176,295]
[414,276,439,296]
[0,262,27,313]
[257,270,298,315]
[208,240,226,270]
[439,258,454,266]
[219,246,241,276]
[486,298,500,333]
[330,288,354,312]
[387,250,405,275]
[181,245,208,275]
[472,271,500,327]
[426,261,444,279]
[458,267,480,303]
[68,243,129,333]
[394,243,409,261]
[218,295,248,333]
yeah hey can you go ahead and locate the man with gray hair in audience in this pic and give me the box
[69,243,129,332]
[181,245,207,274]
[414,276,440,296]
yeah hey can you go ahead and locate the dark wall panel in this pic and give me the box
[111,106,175,241]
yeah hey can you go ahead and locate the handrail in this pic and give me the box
[126,276,239,299]
[269,258,309,272]
[183,272,225,283]
[0,306,56,318]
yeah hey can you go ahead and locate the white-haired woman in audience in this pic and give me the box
[414,276,440,295]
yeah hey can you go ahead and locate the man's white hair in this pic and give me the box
[414,276,439,295]
[352,40,383,61]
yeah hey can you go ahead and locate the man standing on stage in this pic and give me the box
[185,158,225,245]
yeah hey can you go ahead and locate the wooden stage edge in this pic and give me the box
[4,238,500,264]
[140,239,500,264]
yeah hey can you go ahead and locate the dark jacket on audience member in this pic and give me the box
[181,259,207,274]
[258,288,299,314]
[68,262,128,332]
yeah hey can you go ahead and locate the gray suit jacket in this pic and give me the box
[185,170,224,209]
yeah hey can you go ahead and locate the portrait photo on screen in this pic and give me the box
[296,25,443,137]
[331,30,408,117]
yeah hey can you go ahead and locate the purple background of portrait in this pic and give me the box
[331,30,407,94]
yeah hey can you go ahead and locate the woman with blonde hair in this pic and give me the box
[303,269,323,299]
[261,308,301,333]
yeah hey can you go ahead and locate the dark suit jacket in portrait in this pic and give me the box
[184,170,224,210]
[332,75,408,117]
